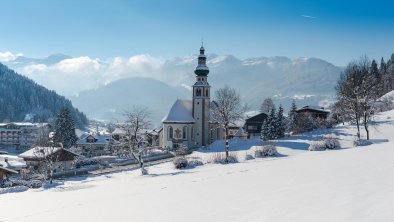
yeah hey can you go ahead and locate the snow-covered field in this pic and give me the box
[1,110,394,222]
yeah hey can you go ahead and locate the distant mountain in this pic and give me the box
[10,53,72,68]
[0,63,88,128]
[70,55,341,125]
[4,53,342,125]
[70,77,189,125]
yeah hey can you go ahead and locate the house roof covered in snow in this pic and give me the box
[297,105,330,113]
[19,147,79,160]
[0,166,18,174]
[162,99,195,123]
[77,134,111,145]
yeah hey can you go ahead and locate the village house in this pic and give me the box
[160,45,224,149]
[75,133,111,157]
[19,147,79,173]
[0,165,18,183]
[244,113,268,138]
[0,122,52,150]
[296,105,330,119]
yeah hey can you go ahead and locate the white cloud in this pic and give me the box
[55,56,101,73]
[0,51,23,62]
[14,54,175,96]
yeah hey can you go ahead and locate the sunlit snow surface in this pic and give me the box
[2,110,394,222]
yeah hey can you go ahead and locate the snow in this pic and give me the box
[18,147,79,159]
[162,99,194,123]
[2,110,394,221]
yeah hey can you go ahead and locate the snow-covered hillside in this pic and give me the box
[2,110,394,222]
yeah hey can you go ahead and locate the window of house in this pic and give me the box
[168,126,173,140]
[182,126,187,140]
[247,125,257,130]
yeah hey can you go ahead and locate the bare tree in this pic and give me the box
[33,145,62,184]
[336,62,363,139]
[120,107,151,175]
[260,98,275,114]
[211,86,247,163]
[336,56,379,140]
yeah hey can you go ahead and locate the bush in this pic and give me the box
[255,145,277,157]
[6,179,43,188]
[309,135,341,151]
[173,157,188,169]
[75,158,99,168]
[308,141,327,151]
[353,138,373,147]
[187,159,204,168]
[322,134,341,149]
[209,152,238,164]
[245,153,255,160]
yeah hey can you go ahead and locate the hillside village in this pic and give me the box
[1,44,394,191]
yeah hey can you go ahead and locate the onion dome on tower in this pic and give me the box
[194,44,210,76]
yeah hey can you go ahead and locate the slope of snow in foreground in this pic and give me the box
[2,111,394,222]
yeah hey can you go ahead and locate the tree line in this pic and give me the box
[335,54,394,140]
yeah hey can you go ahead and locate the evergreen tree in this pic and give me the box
[371,59,383,96]
[276,104,285,138]
[287,100,298,133]
[53,107,78,148]
[261,107,277,141]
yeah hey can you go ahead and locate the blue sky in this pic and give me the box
[0,0,393,65]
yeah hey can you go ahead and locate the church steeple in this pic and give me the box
[194,43,210,76]
[192,44,211,147]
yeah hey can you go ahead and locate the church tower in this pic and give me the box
[192,44,211,147]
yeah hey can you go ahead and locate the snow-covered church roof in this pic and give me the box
[162,99,195,123]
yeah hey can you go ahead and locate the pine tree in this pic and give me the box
[261,107,277,141]
[276,104,285,138]
[371,59,383,96]
[53,107,78,148]
[287,100,298,133]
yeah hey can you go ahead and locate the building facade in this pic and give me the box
[161,45,223,149]
[0,123,51,150]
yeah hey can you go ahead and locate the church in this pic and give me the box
[159,45,223,149]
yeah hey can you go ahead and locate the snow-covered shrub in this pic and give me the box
[255,144,277,157]
[0,181,13,188]
[353,138,373,147]
[173,157,188,169]
[209,152,238,164]
[187,159,204,168]
[9,179,43,188]
[308,141,327,151]
[0,186,29,194]
[309,135,341,151]
[245,153,255,160]
[75,158,99,168]
[322,134,341,149]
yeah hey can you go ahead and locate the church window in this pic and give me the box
[191,126,194,139]
[206,89,209,97]
[196,88,201,96]
[182,126,187,140]
[168,126,173,140]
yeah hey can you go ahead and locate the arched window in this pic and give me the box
[191,126,194,140]
[168,126,173,140]
[205,89,209,97]
[183,126,187,140]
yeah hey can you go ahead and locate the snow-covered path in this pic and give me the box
[1,111,394,222]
